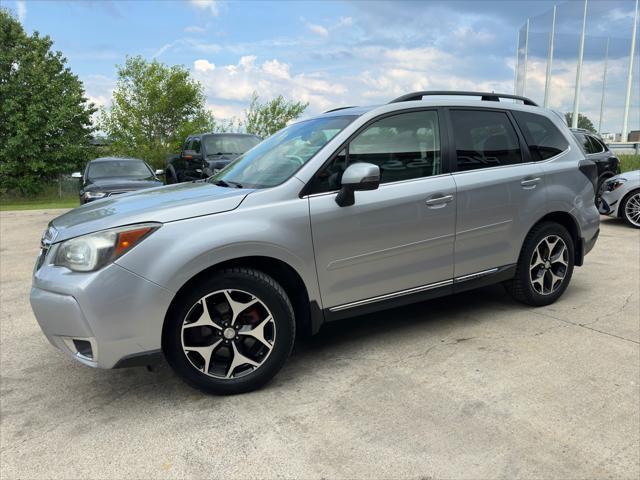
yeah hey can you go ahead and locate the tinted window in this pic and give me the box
[191,138,201,153]
[88,160,152,180]
[451,110,522,171]
[586,135,604,154]
[309,110,441,192]
[203,135,261,155]
[513,111,569,161]
[574,133,591,153]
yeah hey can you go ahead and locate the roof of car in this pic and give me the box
[90,157,146,163]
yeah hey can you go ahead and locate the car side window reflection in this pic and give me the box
[309,110,441,193]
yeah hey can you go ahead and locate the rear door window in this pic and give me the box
[512,111,569,161]
[586,135,604,154]
[450,109,522,171]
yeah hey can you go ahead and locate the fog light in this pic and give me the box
[72,339,93,359]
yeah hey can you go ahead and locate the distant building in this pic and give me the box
[628,130,640,142]
[601,132,621,142]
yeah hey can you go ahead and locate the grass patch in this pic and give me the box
[619,154,640,173]
[0,196,79,211]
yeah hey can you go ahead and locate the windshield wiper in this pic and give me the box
[213,179,243,188]
[208,152,235,156]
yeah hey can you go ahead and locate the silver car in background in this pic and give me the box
[598,170,640,228]
[30,91,600,395]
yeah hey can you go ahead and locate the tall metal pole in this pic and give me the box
[523,18,530,96]
[598,37,610,134]
[515,29,521,94]
[622,0,638,142]
[544,5,557,108]
[572,0,588,128]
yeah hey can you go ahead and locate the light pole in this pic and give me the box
[544,4,557,108]
[622,0,638,142]
[572,0,588,129]
[598,37,609,134]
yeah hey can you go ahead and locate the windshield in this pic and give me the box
[204,135,260,155]
[210,115,356,189]
[87,160,152,180]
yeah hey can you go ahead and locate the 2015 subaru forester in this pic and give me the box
[31,91,600,395]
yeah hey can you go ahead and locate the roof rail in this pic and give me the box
[323,106,358,113]
[389,91,538,107]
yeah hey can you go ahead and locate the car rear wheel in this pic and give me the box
[503,222,575,306]
[165,167,177,184]
[163,268,295,395]
[621,190,640,228]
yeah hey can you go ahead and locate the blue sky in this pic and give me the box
[6,0,639,133]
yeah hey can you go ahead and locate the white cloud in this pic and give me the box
[336,16,353,28]
[184,25,206,34]
[194,59,215,72]
[189,0,220,16]
[305,22,329,38]
[16,0,27,23]
[262,59,290,79]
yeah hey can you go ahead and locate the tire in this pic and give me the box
[163,268,295,395]
[165,167,177,184]
[620,189,640,229]
[503,222,575,306]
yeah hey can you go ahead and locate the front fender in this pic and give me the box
[115,199,321,306]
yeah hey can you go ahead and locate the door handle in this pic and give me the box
[520,177,541,189]
[426,194,454,207]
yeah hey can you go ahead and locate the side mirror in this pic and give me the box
[182,149,201,160]
[71,172,82,179]
[335,162,380,207]
[154,169,165,176]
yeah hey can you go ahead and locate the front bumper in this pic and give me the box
[30,257,174,369]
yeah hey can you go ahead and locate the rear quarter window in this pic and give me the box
[512,111,569,161]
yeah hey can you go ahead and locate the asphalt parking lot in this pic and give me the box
[1,209,638,479]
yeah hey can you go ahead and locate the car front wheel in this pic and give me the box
[163,268,295,395]
[621,190,640,228]
[503,222,575,306]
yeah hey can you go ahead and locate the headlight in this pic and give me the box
[82,191,107,200]
[605,178,627,192]
[53,223,160,272]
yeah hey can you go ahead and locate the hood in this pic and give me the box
[52,181,251,242]
[84,178,163,192]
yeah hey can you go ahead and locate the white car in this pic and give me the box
[598,170,640,228]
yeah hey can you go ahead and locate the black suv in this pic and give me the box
[166,133,261,183]
[570,129,620,197]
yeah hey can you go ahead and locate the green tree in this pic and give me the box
[99,56,215,168]
[565,112,596,132]
[0,9,96,196]
[244,92,308,138]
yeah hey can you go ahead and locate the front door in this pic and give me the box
[307,109,457,310]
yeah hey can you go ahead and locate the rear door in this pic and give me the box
[447,108,547,278]
[308,109,457,311]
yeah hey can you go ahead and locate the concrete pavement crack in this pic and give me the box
[529,309,639,345]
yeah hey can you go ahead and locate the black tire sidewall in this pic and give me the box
[518,223,575,306]
[163,270,295,395]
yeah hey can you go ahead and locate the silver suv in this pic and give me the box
[31,91,600,394]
